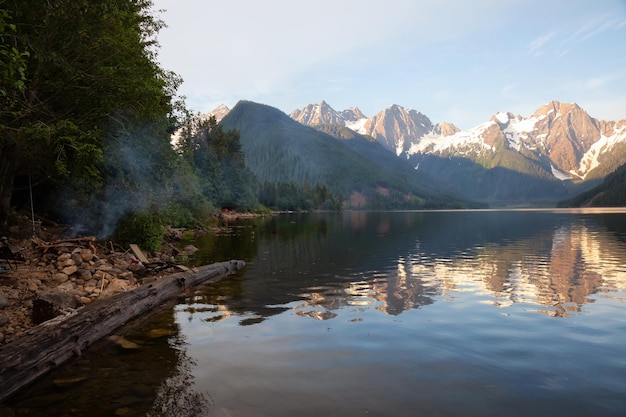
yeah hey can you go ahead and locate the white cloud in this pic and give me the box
[556,15,626,54]
[154,0,524,105]
[501,84,516,96]
[527,32,556,56]
[152,0,626,126]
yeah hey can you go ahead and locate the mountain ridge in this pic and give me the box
[218,101,475,209]
[207,100,626,205]
[290,100,626,204]
[291,99,626,181]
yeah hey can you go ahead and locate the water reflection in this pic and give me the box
[189,211,626,323]
[6,210,626,416]
[5,306,213,417]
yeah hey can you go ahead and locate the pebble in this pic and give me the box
[62,265,78,276]
[0,235,186,345]
[52,272,69,282]
[0,293,9,308]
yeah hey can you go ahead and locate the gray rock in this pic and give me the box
[0,292,9,308]
[183,245,199,255]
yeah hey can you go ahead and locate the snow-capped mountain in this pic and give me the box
[290,100,626,203]
[196,99,626,203]
[291,100,626,183]
[407,100,626,181]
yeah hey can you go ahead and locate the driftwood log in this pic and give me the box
[0,259,245,402]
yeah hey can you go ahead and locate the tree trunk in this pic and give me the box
[0,259,245,402]
[0,141,15,233]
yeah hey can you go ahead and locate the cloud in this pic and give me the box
[152,0,626,127]
[557,15,626,53]
[527,32,556,56]
[501,84,516,96]
[154,0,526,110]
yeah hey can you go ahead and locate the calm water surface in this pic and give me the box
[5,210,626,417]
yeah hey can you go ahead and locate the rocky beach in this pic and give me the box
[0,224,199,346]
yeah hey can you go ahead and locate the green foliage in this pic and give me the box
[258,181,342,211]
[163,197,215,228]
[410,151,569,204]
[113,211,164,251]
[0,9,28,98]
[559,162,626,207]
[0,0,182,231]
[176,114,258,211]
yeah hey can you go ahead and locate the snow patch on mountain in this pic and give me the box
[346,117,369,134]
[500,114,546,151]
[575,122,626,179]
[408,120,495,155]
[495,112,509,124]
[551,164,571,181]
[291,99,626,184]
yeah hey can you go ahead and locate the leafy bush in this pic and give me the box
[113,212,164,251]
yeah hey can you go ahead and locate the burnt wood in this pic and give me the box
[0,259,245,402]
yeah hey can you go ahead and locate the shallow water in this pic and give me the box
[5,210,626,416]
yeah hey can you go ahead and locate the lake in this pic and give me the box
[4,209,626,417]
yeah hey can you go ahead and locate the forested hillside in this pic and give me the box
[219,101,474,209]
[558,162,626,207]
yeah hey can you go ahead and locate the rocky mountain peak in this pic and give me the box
[435,122,461,137]
[529,101,599,174]
[533,100,583,119]
[341,107,367,121]
[290,101,345,126]
[363,105,435,155]
[290,99,626,183]
[207,104,230,122]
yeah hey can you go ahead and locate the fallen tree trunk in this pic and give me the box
[0,259,245,402]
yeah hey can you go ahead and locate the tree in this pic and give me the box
[176,114,257,211]
[0,0,181,232]
[0,7,28,229]
[0,8,27,97]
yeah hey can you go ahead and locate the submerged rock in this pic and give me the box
[146,328,175,338]
[52,375,87,388]
[108,335,140,349]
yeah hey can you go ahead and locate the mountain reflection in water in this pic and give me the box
[6,210,626,417]
[187,210,626,321]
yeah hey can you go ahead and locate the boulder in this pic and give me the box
[102,278,132,296]
[183,245,199,255]
[32,290,81,324]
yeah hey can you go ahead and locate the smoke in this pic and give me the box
[63,128,195,240]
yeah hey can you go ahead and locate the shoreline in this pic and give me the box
[0,259,244,403]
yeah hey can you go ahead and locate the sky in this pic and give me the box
[151,0,626,129]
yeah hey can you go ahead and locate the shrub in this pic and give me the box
[114,212,164,251]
